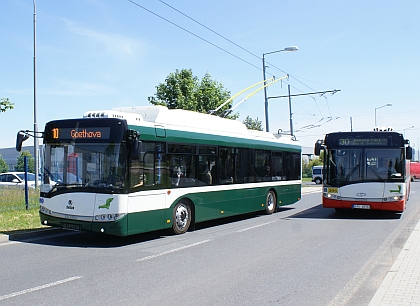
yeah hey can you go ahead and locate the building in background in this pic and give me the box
[0,146,34,171]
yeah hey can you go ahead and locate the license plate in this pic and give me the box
[352,204,370,209]
[61,223,81,231]
[328,188,338,193]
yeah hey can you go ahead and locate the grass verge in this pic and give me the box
[0,187,47,234]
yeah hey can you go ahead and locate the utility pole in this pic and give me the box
[288,85,293,136]
[33,0,39,187]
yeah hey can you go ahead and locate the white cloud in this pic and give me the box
[44,78,119,97]
[62,19,147,60]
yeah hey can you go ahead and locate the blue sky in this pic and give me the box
[1,0,419,151]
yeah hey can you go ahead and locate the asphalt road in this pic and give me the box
[1,183,420,305]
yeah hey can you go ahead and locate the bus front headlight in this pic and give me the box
[383,196,404,202]
[324,193,340,200]
[93,213,126,222]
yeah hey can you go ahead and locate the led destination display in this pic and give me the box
[51,127,111,140]
[337,138,389,146]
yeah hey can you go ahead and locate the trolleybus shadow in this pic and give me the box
[289,204,402,220]
[9,228,166,248]
[12,210,287,248]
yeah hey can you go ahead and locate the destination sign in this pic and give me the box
[338,138,389,146]
[51,127,111,140]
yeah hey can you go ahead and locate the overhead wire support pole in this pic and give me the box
[267,89,341,100]
[262,54,269,132]
[288,85,293,136]
[268,89,341,137]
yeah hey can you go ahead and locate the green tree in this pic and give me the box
[0,98,14,112]
[148,69,237,118]
[0,154,8,173]
[243,116,263,131]
[15,150,35,173]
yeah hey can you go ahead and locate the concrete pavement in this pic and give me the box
[368,219,420,305]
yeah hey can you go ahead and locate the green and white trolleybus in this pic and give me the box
[34,106,301,236]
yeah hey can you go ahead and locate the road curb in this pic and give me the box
[0,234,10,243]
[0,227,56,242]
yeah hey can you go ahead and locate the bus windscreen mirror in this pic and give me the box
[314,140,323,156]
[16,131,30,152]
[406,146,413,160]
[131,139,142,160]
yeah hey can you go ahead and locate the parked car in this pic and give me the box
[312,165,323,184]
[0,172,40,189]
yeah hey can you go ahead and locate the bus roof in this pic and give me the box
[84,106,300,147]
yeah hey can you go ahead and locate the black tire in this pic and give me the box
[265,190,277,215]
[172,200,192,235]
[315,178,322,184]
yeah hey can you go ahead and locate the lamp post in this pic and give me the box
[33,0,39,188]
[262,46,298,132]
[403,125,414,137]
[374,104,392,126]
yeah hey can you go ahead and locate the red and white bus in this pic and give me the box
[314,129,413,213]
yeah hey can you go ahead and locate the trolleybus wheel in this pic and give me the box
[265,190,277,215]
[172,200,191,235]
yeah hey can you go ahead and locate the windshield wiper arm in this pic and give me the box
[345,164,360,181]
[367,165,385,181]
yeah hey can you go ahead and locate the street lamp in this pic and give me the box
[262,46,298,132]
[33,0,39,187]
[374,104,392,126]
[403,125,414,137]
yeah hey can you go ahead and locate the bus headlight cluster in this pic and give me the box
[93,213,126,222]
[324,193,340,200]
[383,196,404,202]
[40,205,52,215]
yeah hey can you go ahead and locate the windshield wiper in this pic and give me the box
[345,164,360,181]
[366,165,385,181]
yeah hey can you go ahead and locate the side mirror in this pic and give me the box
[314,139,323,156]
[406,146,413,160]
[16,131,30,152]
[131,139,142,160]
[128,130,142,161]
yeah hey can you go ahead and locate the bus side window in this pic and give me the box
[198,155,213,185]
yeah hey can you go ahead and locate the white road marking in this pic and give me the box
[0,276,82,301]
[236,221,275,233]
[136,239,212,262]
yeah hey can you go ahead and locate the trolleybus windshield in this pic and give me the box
[326,147,404,187]
[42,118,128,195]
